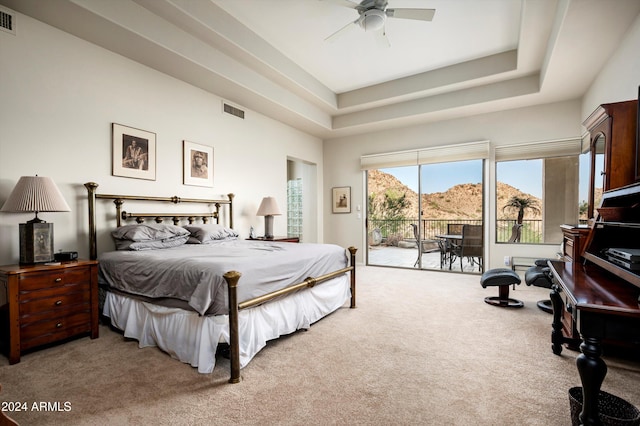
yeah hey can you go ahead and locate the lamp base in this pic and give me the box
[264,215,274,239]
[19,222,54,264]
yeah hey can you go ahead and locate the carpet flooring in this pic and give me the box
[1,265,639,425]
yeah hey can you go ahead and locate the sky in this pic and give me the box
[379,153,599,202]
[380,159,543,197]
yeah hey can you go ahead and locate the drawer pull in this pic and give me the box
[56,323,63,328]
[54,278,62,282]
[566,303,573,313]
[55,300,62,306]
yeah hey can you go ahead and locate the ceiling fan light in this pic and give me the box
[360,9,385,32]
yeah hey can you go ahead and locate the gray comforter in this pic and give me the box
[98,240,348,316]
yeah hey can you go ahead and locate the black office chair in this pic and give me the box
[524,259,554,313]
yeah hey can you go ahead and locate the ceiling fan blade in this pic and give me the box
[319,0,358,9]
[374,28,391,48]
[324,19,359,42]
[386,8,435,21]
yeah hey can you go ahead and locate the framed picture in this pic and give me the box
[183,141,214,187]
[112,123,156,180]
[332,186,351,213]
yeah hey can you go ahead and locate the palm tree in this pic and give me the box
[502,196,541,224]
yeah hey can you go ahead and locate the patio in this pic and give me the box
[367,244,483,273]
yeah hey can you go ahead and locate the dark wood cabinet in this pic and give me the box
[583,100,638,218]
[549,183,640,425]
[560,224,590,263]
[0,260,99,364]
[582,183,640,289]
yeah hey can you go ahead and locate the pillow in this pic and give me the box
[184,224,239,244]
[112,223,191,251]
[112,223,190,242]
[114,235,190,251]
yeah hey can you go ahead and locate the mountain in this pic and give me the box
[367,169,542,220]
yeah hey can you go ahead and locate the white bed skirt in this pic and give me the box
[103,274,350,373]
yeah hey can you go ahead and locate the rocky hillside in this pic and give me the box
[368,169,542,220]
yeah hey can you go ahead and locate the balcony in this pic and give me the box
[368,218,542,243]
[367,218,544,272]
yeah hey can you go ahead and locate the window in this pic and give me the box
[496,156,579,244]
[287,178,302,239]
[495,138,581,244]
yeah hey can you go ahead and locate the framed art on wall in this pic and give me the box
[332,186,351,213]
[112,123,156,180]
[183,140,214,187]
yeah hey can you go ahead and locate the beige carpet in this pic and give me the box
[1,266,639,425]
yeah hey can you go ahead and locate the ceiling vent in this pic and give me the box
[0,7,15,35]
[223,102,245,120]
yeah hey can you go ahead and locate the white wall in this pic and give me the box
[0,12,324,265]
[582,14,640,119]
[324,101,584,267]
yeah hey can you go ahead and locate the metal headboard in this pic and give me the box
[84,182,234,260]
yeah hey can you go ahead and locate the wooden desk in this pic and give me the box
[548,260,640,426]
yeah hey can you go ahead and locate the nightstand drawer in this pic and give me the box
[18,267,90,291]
[19,281,89,302]
[19,288,90,317]
[20,311,91,350]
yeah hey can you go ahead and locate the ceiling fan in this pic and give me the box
[322,0,435,46]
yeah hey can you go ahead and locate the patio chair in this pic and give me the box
[410,224,445,268]
[445,223,464,266]
[450,224,483,271]
[507,223,523,243]
[447,223,464,235]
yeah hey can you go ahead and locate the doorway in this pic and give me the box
[287,158,317,243]
[366,159,484,272]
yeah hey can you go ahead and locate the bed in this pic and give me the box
[84,182,356,383]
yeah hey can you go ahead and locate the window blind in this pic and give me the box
[417,140,489,165]
[359,150,419,170]
[494,138,582,162]
[360,140,489,170]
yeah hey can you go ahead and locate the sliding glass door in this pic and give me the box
[366,159,484,273]
[366,166,419,268]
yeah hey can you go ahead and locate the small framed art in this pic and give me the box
[112,123,156,180]
[332,186,351,213]
[183,141,214,187]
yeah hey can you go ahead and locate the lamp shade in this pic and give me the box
[1,176,71,213]
[256,197,281,216]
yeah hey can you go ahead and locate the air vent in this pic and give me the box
[223,102,245,119]
[0,8,15,35]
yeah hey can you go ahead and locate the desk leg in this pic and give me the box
[577,337,607,426]
[550,284,564,355]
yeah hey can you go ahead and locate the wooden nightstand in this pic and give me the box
[247,236,300,243]
[0,260,99,364]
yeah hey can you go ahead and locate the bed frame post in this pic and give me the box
[223,270,242,384]
[348,246,357,308]
[227,193,234,229]
[85,182,98,261]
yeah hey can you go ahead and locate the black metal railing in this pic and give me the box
[368,218,544,244]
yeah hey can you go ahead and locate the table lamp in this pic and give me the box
[256,196,281,239]
[1,175,71,264]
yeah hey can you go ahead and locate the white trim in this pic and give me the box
[495,138,582,161]
[360,140,489,170]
